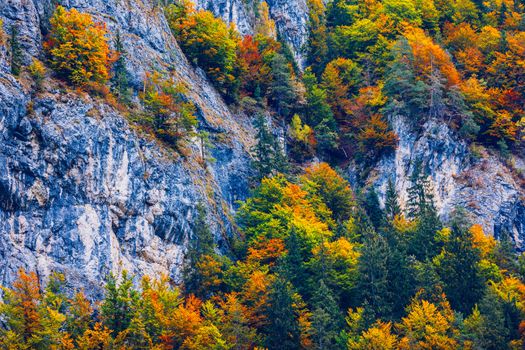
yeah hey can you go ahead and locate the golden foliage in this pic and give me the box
[45,6,114,86]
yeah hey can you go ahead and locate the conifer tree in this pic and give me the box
[183,204,215,297]
[384,38,428,122]
[384,178,401,221]
[406,161,442,259]
[406,160,435,219]
[436,211,485,314]
[10,25,22,76]
[283,227,308,294]
[111,30,131,102]
[252,114,288,181]
[311,280,344,350]
[264,276,302,350]
[101,271,138,335]
[363,188,384,230]
[357,228,392,322]
[268,54,296,117]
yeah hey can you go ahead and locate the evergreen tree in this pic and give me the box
[283,227,309,295]
[437,211,485,315]
[494,230,518,274]
[384,178,401,221]
[10,25,22,76]
[101,271,138,335]
[111,30,131,103]
[384,38,428,122]
[183,204,215,297]
[406,160,434,219]
[383,225,416,319]
[252,114,288,181]
[428,67,447,119]
[306,0,329,77]
[465,291,513,350]
[268,54,296,117]
[302,69,335,127]
[363,188,384,230]
[311,280,344,350]
[357,228,392,321]
[264,276,302,350]
[405,160,442,259]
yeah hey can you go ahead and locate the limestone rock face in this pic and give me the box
[195,0,310,67]
[365,116,525,248]
[0,0,253,294]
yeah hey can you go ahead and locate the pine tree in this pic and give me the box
[252,114,275,181]
[101,271,138,335]
[494,230,518,274]
[311,280,344,350]
[465,290,513,349]
[437,212,485,315]
[306,0,329,77]
[428,67,447,119]
[283,227,308,294]
[268,54,296,117]
[111,30,131,103]
[10,25,22,76]
[384,38,428,122]
[363,188,384,230]
[183,203,215,296]
[384,178,401,221]
[252,114,288,181]
[406,160,435,219]
[357,228,392,321]
[264,276,302,350]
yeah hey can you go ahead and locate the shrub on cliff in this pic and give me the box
[0,19,5,46]
[45,6,113,86]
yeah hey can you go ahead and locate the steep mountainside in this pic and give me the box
[0,0,254,294]
[0,0,523,297]
[196,0,310,67]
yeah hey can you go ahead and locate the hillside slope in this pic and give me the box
[0,0,523,297]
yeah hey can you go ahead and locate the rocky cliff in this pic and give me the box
[0,0,524,295]
[367,116,525,247]
[0,0,254,295]
[196,0,310,67]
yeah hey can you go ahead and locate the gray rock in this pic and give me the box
[0,0,254,294]
[195,0,310,68]
[365,115,525,248]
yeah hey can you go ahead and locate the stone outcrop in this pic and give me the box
[0,0,253,294]
[195,0,310,67]
[367,116,525,248]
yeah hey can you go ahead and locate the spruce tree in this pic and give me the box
[437,212,485,315]
[406,160,434,219]
[406,161,442,259]
[357,227,392,321]
[363,187,384,230]
[183,204,215,296]
[384,178,401,221]
[101,271,138,335]
[111,30,131,103]
[264,276,302,350]
[311,280,344,350]
[252,114,288,181]
[10,25,22,76]
[268,54,296,117]
[283,227,308,295]
[383,225,416,319]
[384,38,428,122]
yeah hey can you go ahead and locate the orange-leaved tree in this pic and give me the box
[45,6,114,86]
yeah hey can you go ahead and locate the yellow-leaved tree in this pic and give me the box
[45,6,114,86]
